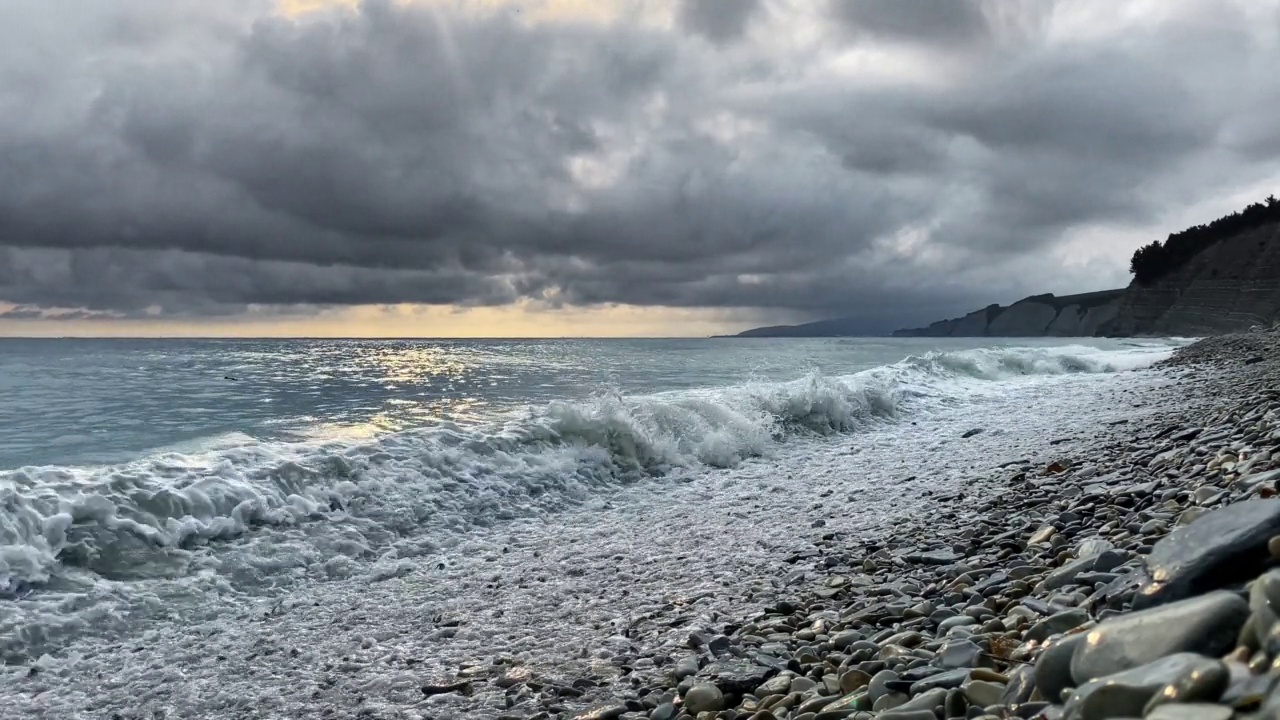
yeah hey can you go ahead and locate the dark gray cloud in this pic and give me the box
[828,0,991,45]
[0,0,1278,333]
[678,0,760,42]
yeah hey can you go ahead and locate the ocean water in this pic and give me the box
[0,336,1190,715]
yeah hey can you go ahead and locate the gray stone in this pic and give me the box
[1135,500,1280,609]
[1251,569,1280,643]
[573,704,628,720]
[939,616,978,632]
[1036,632,1087,704]
[1044,555,1099,591]
[868,669,899,704]
[909,550,962,566]
[699,661,773,694]
[682,683,724,714]
[1025,610,1090,643]
[1145,705,1232,720]
[648,702,677,720]
[876,711,937,720]
[1063,653,1216,720]
[887,687,947,713]
[831,630,862,649]
[963,679,1005,707]
[838,668,871,694]
[673,656,698,680]
[1076,537,1115,558]
[707,635,731,656]
[755,675,792,697]
[937,639,984,669]
[872,691,908,711]
[1002,664,1036,706]
[790,676,818,693]
[1142,656,1228,713]
[908,668,969,694]
[812,690,868,719]
[1070,591,1249,684]
[1092,549,1129,573]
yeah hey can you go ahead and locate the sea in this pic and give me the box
[0,336,1191,715]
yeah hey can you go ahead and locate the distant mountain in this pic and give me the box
[892,289,1126,337]
[723,317,881,338]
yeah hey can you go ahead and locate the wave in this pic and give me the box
[0,343,1170,597]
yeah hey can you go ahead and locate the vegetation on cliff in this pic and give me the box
[1130,195,1280,285]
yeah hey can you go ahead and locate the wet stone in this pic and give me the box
[1251,569,1280,643]
[1025,609,1090,643]
[937,639,985,669]
[909,550,962,566]
[1145,704,1233,720]
[963,679,1005,707]
[1071,591,1249,684]
[1142,656,1228,713]
[572,704,629,720]
[1135,500,1280,609]
[1064,653,1217,720]
[681,683,724,714]
[1035,632,1087,705]
[1002,664,1037,707]
[909,668,970,694]
[699,661,774,694]
[1043,556,1098,591]
[648,703,677,720]
[868,670,899,704]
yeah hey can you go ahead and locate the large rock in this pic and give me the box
[1070,591,1248,684]
[697,661,774,694]
[1035,632,1087,704]
[682,683,724,714]
[1064,653,1224,720]
[1135,500,1280,609]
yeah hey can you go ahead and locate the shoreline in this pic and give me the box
[0,338,1243,719]
[559,332,1280,720]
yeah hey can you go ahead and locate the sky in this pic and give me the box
[2,0,1280,337]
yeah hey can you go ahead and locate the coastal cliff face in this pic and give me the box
[893,290,1124,337]
[895,220,1280,338]
[736,217,1280,339]
[1101,222,1280,336]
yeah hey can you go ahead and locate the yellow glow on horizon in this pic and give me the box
[0,302,772,338]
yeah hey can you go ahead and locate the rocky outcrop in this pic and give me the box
[896,220,1280,338]
[1100,222,1280,336]
[733,218,1280,339]
[893,290,1125,338]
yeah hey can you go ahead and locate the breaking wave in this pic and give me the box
[0,343,1170,597]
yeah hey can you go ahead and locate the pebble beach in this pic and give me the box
[553,331,1280,720]
[6,335,1275,720]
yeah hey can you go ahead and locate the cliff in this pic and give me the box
[730,206,1280,339]
[1100,221,1280,336]
[892,290,1125,337]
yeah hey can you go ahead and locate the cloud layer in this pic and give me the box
[2,0,1279,333]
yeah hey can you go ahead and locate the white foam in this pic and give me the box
[0,341,1181,666]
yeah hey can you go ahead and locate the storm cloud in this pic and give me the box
[2,0,1279,333]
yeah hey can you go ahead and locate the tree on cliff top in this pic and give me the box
[1130,195,1280,285]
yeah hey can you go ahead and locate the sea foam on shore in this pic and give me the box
[0,340,1192,718]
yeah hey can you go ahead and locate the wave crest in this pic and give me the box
[0,343,1166,598]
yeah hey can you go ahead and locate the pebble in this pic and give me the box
[1035,632,1087,704]
[1064,653,1217,720]
[681,683,724,714]
[1145,704,1233,720]
[1135,501,1280,609]
[1070,591,1248,683]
